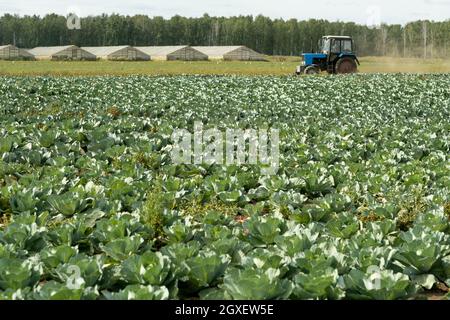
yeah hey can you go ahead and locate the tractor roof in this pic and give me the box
[323,35,352,40]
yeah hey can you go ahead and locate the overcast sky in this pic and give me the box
[1,0,449,25]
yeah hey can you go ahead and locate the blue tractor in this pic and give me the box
[296,35,360,75]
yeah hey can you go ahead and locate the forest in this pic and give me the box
[0,13,449,57]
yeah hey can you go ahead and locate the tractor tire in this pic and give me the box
[335,58,358,74]
[304,66,320,75]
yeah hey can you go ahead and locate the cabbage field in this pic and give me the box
[0,74,449,300]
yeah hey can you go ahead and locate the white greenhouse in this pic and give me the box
[135,46,208,61]
[28,45,96,60]
[193,46,266,61]
[82,46,150,61]
[0,45,34,60]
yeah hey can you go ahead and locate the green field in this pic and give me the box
[1,56,450,76]
[0,74,449,300]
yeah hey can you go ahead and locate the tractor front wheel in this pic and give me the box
[335,58,358,74]
[304,66,320,75]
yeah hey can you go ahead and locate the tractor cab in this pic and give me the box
[296,35,359,75]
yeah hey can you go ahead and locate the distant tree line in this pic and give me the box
[0,13,449,57]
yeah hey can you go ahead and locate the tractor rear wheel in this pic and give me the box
[335,58,357,74]
[304,66,320,75]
